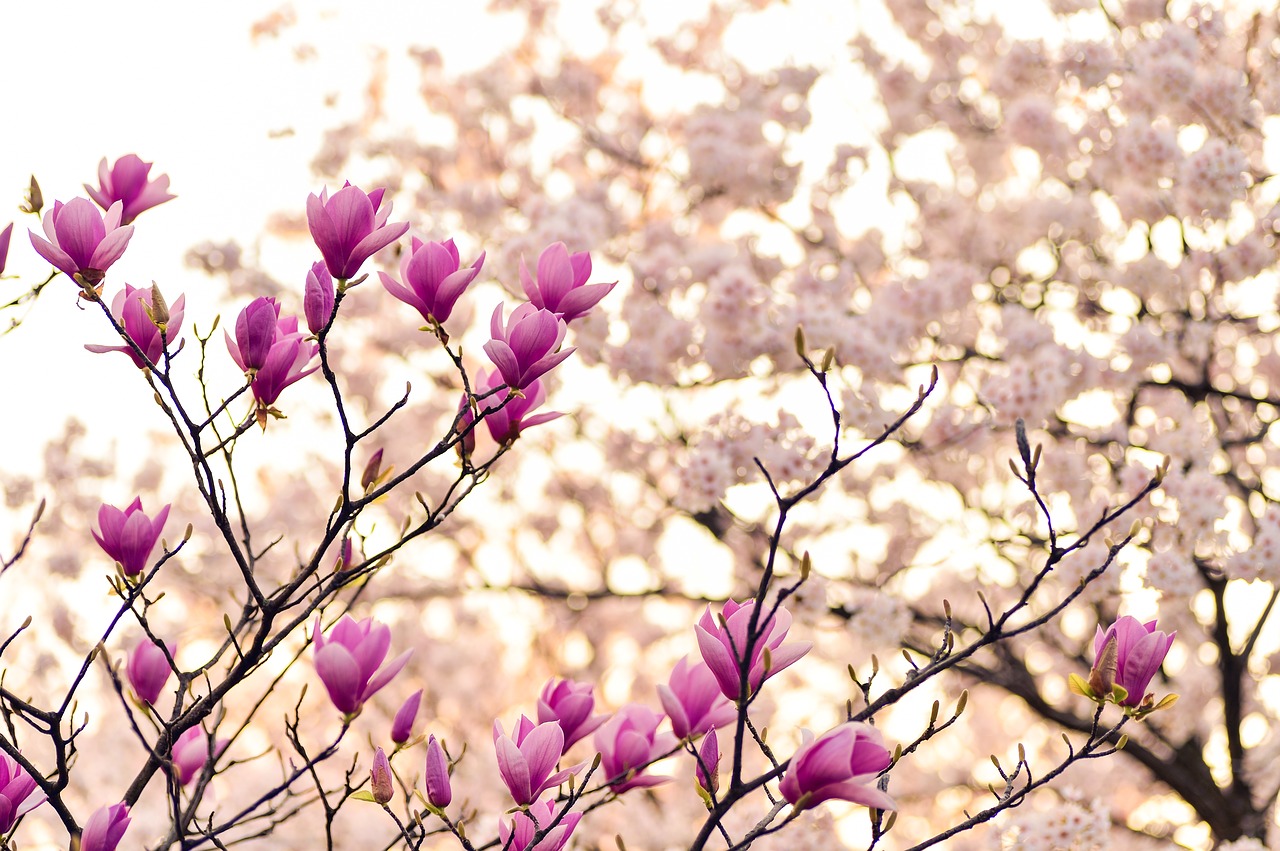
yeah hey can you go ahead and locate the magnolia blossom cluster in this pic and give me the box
[225,295,320,413]
[306,598,893,844]
[29,159,612,441]
[7,151,632,849]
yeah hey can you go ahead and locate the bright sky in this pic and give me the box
[0,2,523,481]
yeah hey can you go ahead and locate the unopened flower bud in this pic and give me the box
[370,747,394,804]
[335,537,354,571]
[147,282,170,329]
[696,727,719,796]
[391,689,421,745]
[127,639,175,705]
[1087,633,1118,697]
[304,261,335,334]
[425,735,452,808]
[361,449,385,492]
[22,176,42,216]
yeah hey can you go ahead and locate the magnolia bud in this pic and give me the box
[391,690,421,745]
[361,449,385,491]
[370,747,394,804]
[22,175,42,215]
[696,727,719,796]
[147,282,170,329]
[425,735,452,808]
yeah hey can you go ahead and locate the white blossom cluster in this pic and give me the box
[998,794,1110,850]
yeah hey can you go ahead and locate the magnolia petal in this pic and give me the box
[350,622,392,681]
[520,346,575,388]
[816,778,897,811]
[696,624,742,699]
[521,722,565,791]
[361,648,413,703]
[88,225,134,271]
[307,193,345,276]
[28,232,78,278]
[483,340,522,388]
[314,644,361,714]
[496,735,533,803]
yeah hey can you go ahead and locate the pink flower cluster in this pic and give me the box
[27,155,173,286]
[28,158,616,445]
[305,596,888,849]
[225,297,320,409]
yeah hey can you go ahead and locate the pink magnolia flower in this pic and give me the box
[779,722,896,812]
[306,183,408,279]
[657,656,736,739]
[593,703,677,792]
[92,498,170,577]
[250,333,320,407]
[304,261,335,334]
[29,198,133,283]
[79,803,130,851]
[85,284,186,368]
[696,599,812,700]
[1092,616,1176,708]
[0,752,45,832]
[127,639,175,705]
[226,297,282,373]
[483,303,574,391]
[460,368,562,452]
[312,615,413,716]
[171,727,229,786]
[520,243,614,322]
[424,734,451,808]
[498,800,582,851]
[226,300,319,409]
[85,155,175,224]
[537,678,608,753]
[493,716,581,805]
[0,223,12,276]
[379,237,484,325]
[391,689,421,745]
[369,747,394,804]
